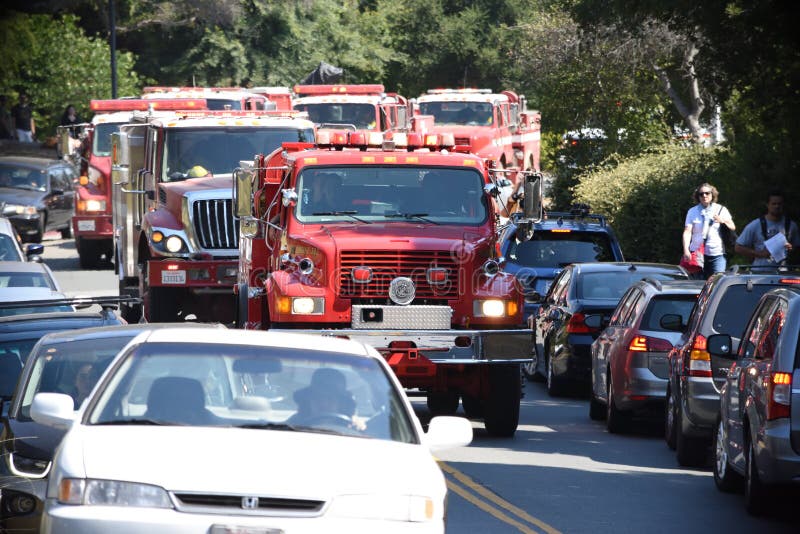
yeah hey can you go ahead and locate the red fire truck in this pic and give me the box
[60,98,207,268]
[111,110,315,324]
[415,88,541,211]
[142,87,271,110]
[234,118,542,436]
[292,84,410,132]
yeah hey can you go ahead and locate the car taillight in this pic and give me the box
[567,312,598,334]
[687,334,712,377]
[628,335,673,352]
[766,371,792,420]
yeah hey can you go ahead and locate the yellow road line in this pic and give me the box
[440,461,562,534]
[446,478,540,534]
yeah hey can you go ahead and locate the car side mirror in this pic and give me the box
[707,334,735,358]
[30,393,77,430]
[25,243,44,261]
[522,173,543,222]
[660,313,684,331]
[425,416,473,451]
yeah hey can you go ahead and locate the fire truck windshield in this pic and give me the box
[295,166,487,225]
[418,101,493,126]
[293,103,377,129]
[93,122,124,157]
[162,127,315,182]
[205,99,243,110]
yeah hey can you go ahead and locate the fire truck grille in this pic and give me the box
[339,250,460,299]
[454,137,472,146]
[192,199,239,250]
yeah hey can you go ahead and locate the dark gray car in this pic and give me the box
[665,265,800,466]
[710,286,800,515]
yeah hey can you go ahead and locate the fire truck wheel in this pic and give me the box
[59,224,72,239]
[148,286,180,322]
[426,392,460,416]
[119,279,142,324]
[461,395,484,419]
[484,364,521,437]
[235,283,249,328]
[77,239,99,269]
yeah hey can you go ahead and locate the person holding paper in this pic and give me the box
[735,189,800,266]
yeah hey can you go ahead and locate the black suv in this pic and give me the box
[665,265,800,467]
[499,205,624,327]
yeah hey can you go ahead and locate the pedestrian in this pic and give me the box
[682,182,736,279]
[11,93,35,143]
[734,189,800,266]
[0,95,13,140]
[59,104,82,138]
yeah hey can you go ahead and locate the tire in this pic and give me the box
[60,223,72,239]
[29,212,45,243]
[589,394,606,421]
[545,348,564,397]
[665,385,677,450]
[119,279,142,324]
[77,238,99,269]
[606,375,630,434]
[426,392,460,416]
[676,402,707,467]
[524,343,545,382]
[461,395,483,419]
[744,432,769,515]
[713,417,743,493]
[484,364,521,437]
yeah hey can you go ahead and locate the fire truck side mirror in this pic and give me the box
[281,189,298,207]
[142,170,155,200]
[111,133,129,185]
[522,174,543,222]
[233,166,254,218]
[56,127,72,160]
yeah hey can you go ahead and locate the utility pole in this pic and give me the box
[109,0,117,98]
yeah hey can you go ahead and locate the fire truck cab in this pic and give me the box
[59,98,207,269]
[292,84,410,133]
[234,118,542,437]
[142,86,271,111]
[415,88,541,209]
[111,110,315,324]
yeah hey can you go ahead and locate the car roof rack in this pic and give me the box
[727,264,800,275]
[0,295,140,311]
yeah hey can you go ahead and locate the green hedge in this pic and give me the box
[572,143,742,264]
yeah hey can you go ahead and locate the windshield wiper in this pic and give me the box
[383,212,438,224]
[234,422,299,431]
[93,418,166,426]
[311,211,369,223]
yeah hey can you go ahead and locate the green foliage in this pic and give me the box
[573,143,727,263]
[0,11,142,138]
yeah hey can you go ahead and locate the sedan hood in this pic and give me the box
[76,426,442,497]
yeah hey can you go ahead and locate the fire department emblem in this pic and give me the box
[389,277,415,305]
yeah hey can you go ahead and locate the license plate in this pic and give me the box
[77,220,95,231]
[161,270,186,284]
[210,527,283,534]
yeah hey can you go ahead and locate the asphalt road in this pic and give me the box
[41,233,800,533]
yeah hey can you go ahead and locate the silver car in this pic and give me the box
[710,286,800,515]
[590,279,703,433]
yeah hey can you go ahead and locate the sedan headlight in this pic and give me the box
[58,478,172,508]
[3,204,37,216]
[329,494,438,522]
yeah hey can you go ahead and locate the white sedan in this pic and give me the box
[33,328,472,534]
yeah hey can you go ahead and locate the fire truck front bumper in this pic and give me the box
[147,259,238,289]
[269,328,533,364]
[72,215,113,238]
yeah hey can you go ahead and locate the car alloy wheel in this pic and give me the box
[713,418,742,492]
[745,435,768,515]
[665,386,677,450]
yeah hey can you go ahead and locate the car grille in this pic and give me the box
[173,493,325,514]
[192,199,238,250]
[339,250,460,299]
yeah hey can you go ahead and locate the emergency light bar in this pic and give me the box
[294,84,385,96]
[170,110,305,119]
[315,130,455,151]
[90,99,208,112]
[143,86,257,94]
[426,88,493,94]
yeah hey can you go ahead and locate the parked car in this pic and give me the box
[665,265,800,467]
[33,328,472,533]
[0,216,43,261]
[709,286,800,515]
[589,278,704,432]
[0,260,60,290]
[0,156,77,243]
[0,323,221,532]
[530,262,689,395]
[498,205,624,328]
[0,296,127,402]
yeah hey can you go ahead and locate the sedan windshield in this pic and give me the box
[295,166,487,225]
[0,164,45,191]
[89,342,418,443]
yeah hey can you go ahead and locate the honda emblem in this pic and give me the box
[242,496,259,509]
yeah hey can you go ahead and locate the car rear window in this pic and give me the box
[711,284,779,336]
[640,295,697,332]
[509,231,615,268]
[578,271,685,300]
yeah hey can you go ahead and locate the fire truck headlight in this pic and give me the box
[165,235,185,253]
[291,297,324,315]
[84,200,106,212]
[476,300,505,317]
